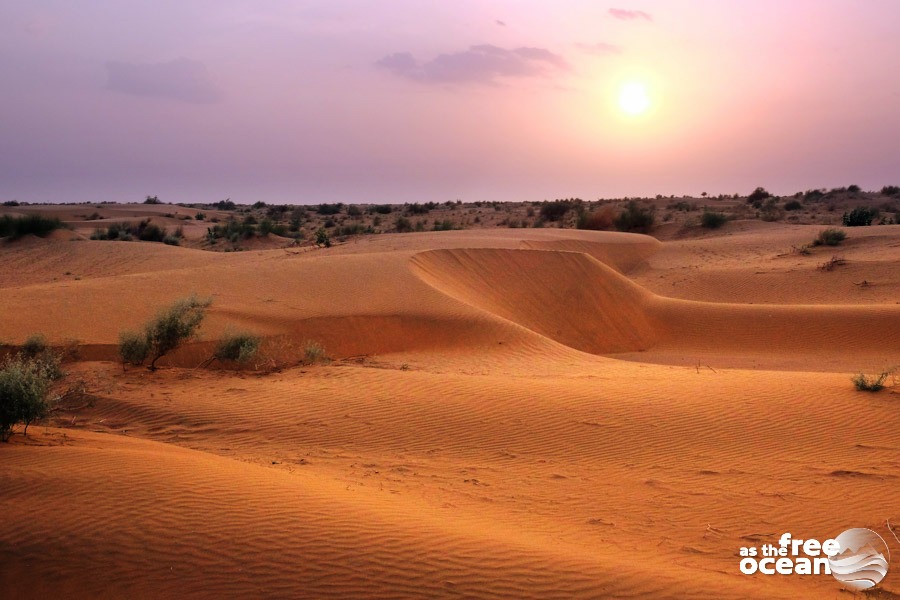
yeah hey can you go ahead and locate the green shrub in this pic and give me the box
[119,296,211,370]
[0,214,64,239]
[163,234,180,246]
[783,200,803,211]
[22,334,48,358]
[614,201,655,233]
[214,331,260,364]
[700,211,728,229]
[315,228,331,247]
[394,216,413,233]
[812,228,846,247]
[842,207,877,227]
[303,340,327,364]
[118,330,150,367]
[0,355,54,441]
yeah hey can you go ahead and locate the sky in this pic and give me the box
[2,1,899,205]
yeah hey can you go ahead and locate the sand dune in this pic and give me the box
[1,223,898,598]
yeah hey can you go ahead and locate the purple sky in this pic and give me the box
[2,1,899,204]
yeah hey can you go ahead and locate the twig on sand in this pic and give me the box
[886,519,900,546]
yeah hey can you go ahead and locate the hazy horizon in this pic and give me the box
[2,1,899,205]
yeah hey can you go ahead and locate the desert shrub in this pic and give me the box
[144,296,210,370]
[880,185,900,196]
[0,355,54,441]
[216,199,237,211]
[406,202,431,215]
[614,201,655,233]
[852,371,890,392]
[539,200,572,222]
[316,203,343,215]
[747,187,771,207]
[0,214,64,239]
[812,228,846,247]
[315,228,331,247]
[433,219,456,231]
[842,207,878,226]
[303,340,327,364]
[347,205,362,217]
[195,212,205,220]
[19,334,63,381]
[119,296,211,370]
[163,234,180,246]
[214,331,260,364]
[3,200,20,206]
[847,184,861,193]
[395,216,414,233]
[783,200,803,211]
[372,204,393,214]
[143,195,162,204]
[22,334,48,358]
[259,218,275,236]
[577,206,616,230]
[700,211,728,229]
[118,331,150,367]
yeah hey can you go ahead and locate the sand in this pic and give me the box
[1,219,898,598]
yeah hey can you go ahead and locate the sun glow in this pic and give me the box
[618,82,651,115]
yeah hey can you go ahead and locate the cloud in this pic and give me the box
[105,58,222,103]
[376,44,568,84]
[575,42,622,55]
[608,8,653,22]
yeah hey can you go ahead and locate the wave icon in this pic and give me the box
[828,528,891,590]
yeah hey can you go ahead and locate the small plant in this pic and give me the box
[315,228,331,247]
[213,331,261,364]
[302,340,327,365]
[22,334,48,358]
[700,211,728,229]
[118,330,150,368]
[118,296,211,370]
[0,355,54,441]
[783,200,803,211]
[812,228,846,247]
[852,370,890,392]
[818,255,846,271]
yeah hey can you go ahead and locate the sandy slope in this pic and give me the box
[1,223,898,598]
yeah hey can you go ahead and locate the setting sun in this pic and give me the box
[618,82,651,115]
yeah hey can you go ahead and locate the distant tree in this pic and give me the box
[144,195,162,205]
[747,187,771,207]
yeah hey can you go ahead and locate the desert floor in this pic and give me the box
[1,220,898,598]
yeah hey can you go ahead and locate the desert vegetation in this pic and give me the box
[0,337,65,441]
[0,214,63,239]
[119,296,211,370]
[852,369,893,392]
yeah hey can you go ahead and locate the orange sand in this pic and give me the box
[1,220,898,598]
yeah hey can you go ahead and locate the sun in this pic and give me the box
[618,82,651,115]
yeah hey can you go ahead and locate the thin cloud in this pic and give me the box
[608,8,653,22]
[376,44,569,84]
[575,42,622,55]
[105,58,222,104]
